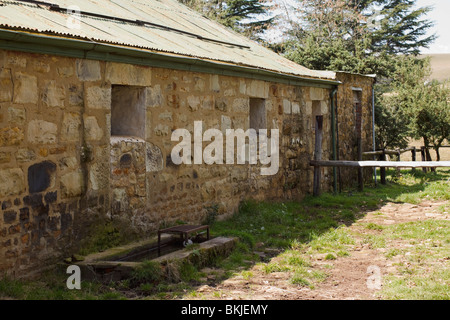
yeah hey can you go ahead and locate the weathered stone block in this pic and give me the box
[86,86,111,110]
[0,152,11,164]
[7,107,26,125]
[13,73,38,104]
[239,80,246,94]
[27,120,57,144]
[146,85,162,108]
[321,101,329,114]
[210,75,220,92]
[0,68,13,102]
[16,149,36,162]
[61,112,81,142]
[57,66,74,78]
[0,168,25,197]
[3,211,17,224]
[221,115,231,134]
[247,80,269,98]
[201,96,214,110]
[33,61,50,73]
[106,62,151,86]
[158,111,173,121]
[292,102,300,114]
[187,95,200,111]
[283,99,291,114]
[215,97,227,112]
[76,59,101,81]
[60,171,84,198]
[59,156,78,171]
[68,85,84,106]
[232,98,249,113]
[89,162,109,191]
[154,124,169,136]
[194,77,205,91]
[0,127,24,146]
[84,115,103,141]
[145,143,163,172]
[310,87,325,100]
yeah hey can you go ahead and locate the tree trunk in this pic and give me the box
[423,136,436,172]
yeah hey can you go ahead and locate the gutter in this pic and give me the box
[0,29,341,89]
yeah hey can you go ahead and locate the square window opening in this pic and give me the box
[111,85,146,139]
[249,98,266,133]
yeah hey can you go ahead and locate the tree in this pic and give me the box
[277,0,435,77]
[179,0,274,40]
[383,57,450,160]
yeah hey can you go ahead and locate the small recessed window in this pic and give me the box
[111,85,146,138]
[249,98,266,132]
[312,100,322,130]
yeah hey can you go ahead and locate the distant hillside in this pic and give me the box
[420,54,450,82]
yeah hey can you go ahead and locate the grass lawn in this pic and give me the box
[1,169,449,300]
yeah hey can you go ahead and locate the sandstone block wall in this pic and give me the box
[0,49,371,277]
[335,72,375,188]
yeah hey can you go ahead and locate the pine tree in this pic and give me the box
[280,0,435,76]
[179,0,274,40]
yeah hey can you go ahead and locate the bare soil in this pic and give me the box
[188,200,449,300]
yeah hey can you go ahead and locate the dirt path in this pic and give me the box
[188,200,449,300]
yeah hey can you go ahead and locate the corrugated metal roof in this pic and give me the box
[0,0,336,80]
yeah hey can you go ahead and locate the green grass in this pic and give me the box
[376,219,450,300]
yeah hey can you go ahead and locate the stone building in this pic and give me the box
[0,0,375,277]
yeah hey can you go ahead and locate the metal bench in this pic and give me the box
[157,224,210,256]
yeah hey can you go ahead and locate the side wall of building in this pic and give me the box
[335,72,375,189]
[0,49,339,277]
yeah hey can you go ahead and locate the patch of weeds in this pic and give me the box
[290,267,327,289]
[365,223,384,231]
[290,273,311,287]
[385,248,402,259]
[241,270,254,280]
[362,234,386,249]
[325,253,337,260]
[78,222,131,256]
[203,203,219,226]
[130,260,163,287]
[262,262,290,274]
[0,277,25,299]
[179,262,200,282]
[307,227,355,254]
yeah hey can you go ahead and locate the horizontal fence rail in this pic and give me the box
[310,160,450,168]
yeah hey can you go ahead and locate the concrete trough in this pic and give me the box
[72,236,237,283]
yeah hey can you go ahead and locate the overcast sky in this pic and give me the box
[416,0,450,54]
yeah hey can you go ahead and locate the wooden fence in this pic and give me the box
[311,115,450,196]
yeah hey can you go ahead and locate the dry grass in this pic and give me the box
[420,53,450,82]
[400,139,450,162]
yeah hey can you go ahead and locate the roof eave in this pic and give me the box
[0,28,341,88]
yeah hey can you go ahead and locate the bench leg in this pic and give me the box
[158,231,161,257]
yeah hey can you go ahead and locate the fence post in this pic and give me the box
[380,149,386,184]
[411,147,416,173]
[313,116,323,197]
[357,137,364,191]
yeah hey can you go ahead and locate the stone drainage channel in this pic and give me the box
[70,236,237,283]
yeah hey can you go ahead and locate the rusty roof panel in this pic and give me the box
[0,0,336,80]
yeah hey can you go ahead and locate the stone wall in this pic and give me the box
[335,72,375,188]
[0,49,359,277]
